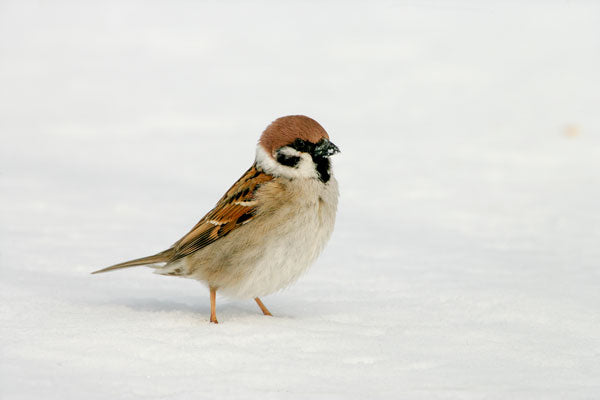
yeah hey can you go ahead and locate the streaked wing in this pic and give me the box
[170,165,273,261]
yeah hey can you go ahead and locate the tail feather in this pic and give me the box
[91,249,173,274]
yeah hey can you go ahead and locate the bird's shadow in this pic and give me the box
[111,297,202,313]
[99,296,285,319]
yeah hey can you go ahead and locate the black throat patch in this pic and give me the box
[313,157,331,183]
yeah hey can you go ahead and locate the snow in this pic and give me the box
[1,1,600,398]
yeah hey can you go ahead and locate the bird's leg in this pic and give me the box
[254,297,272,316]
[210,287,218,324]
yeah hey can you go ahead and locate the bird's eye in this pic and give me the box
[276,153,301,168]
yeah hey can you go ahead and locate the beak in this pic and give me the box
[314,139,340,158]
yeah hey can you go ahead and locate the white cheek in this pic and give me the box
[295,153,319,177]
[255,145,318,180]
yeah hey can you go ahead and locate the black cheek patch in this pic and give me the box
[276,153,301,168]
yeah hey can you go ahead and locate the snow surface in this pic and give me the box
[1,1,600,399]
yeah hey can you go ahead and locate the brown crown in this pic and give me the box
[259,115,329,155]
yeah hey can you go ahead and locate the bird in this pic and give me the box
[92,115,340,323]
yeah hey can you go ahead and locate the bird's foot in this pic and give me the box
[254,297,273,316]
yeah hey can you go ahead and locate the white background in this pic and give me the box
[1,1,599,398]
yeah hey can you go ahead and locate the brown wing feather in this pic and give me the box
[170,165,273,261]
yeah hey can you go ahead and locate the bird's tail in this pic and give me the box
[91,249,174,274]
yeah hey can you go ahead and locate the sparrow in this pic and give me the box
[93,115,340,323]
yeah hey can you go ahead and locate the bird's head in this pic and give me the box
[256,115,340,183]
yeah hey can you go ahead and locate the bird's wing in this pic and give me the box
[169,165,274,261]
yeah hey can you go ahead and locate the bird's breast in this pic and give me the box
[209,177,339,299]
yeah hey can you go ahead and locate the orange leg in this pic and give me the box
[210,287,218,324]
[254,297,272,316]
